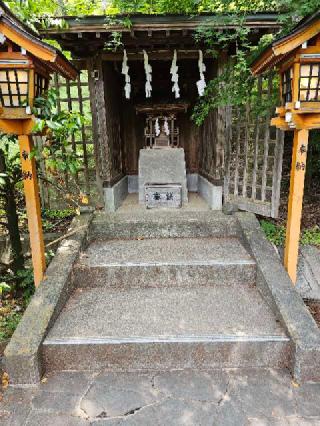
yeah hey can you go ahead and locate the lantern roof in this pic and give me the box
[0,1,78,79]
[251,10,320,75]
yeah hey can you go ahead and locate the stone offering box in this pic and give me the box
[145,184,182,208]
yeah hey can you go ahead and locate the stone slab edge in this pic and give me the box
[4,213,93,385]
[198,175,222,211]
[236,212,320,383]
[104,176,128,212]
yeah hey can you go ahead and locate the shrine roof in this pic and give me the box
[41,13,281,33]
[251,10,320,75]
[40,13,281,58]
[0,0,78,79]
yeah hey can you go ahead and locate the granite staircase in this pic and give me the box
[42,211,291,372]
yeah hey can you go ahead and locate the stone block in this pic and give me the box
[138,148,188,204]
[4,214,92,384]
[198,174,222,210]
[236,212,320,383]
[145,184,182,209]
[187,173,198,192]
[104,176,128,212]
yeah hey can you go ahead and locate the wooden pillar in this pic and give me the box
[284,128,309,284]
[87,57,112,187]
[18,134,46,287]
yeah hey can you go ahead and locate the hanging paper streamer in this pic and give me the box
[170,50,180,99]
[121,49,131,99]
[101,0,107,10]
[163,117,170,136]
[143,50,152,98]
[155,118,160,136]
[196,50,206,97]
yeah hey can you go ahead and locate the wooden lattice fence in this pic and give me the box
[224,75,284,218]
[38,62,98,208]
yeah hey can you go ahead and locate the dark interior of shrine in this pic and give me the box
[102,55,216,178]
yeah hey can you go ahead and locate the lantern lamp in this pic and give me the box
[278,54,320,120]
[251,10,320,284]
[0,1,78,287]
[0,44,49,117]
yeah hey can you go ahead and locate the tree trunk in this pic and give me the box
[0,149,24,272]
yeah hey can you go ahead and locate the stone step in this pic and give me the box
[43,286,291,372]
[74,237,256,288]
[89,211,239,241]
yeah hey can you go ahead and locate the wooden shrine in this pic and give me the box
[136,103,188,148]
[41,13,286,214]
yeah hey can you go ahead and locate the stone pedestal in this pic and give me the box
[139,148,188,205]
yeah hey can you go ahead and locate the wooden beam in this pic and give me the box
[100,50,212,61]
[284,128,309,284]
[18,134,46,287]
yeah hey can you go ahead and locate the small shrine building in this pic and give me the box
[42,13,284,216]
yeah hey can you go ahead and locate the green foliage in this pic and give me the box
[306,130,320,183]
[42,208,75,220]
[261,221,320,247]
[260,220,286,246]
[14,268,35,301]
[42,208,76,231]
[32,89,84,175]
[104,31,124,51]
[277,0,320,34]
[0,309,22,340]
[105,0,280,14]
[301,226,320,247]
[0,135,21,190]
[192,16,280,125]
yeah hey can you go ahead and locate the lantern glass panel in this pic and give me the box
[299,63,320,102]
[0,69,29,107]
[282,67,293,104]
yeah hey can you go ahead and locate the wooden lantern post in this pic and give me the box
[251,15,320,284]
[19,133,46,286]
[0,119,46,286]
[284,128,309,283]
[0,4,77,286]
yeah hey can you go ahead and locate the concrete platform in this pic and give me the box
[74,238,256,288]
[43,286,290,371]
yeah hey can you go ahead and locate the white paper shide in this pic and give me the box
[121,49,131,99]
[143,50,152,98]
[196,50,206,96]
[170,50,180,99]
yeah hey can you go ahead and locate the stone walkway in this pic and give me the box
[1,368,320,425]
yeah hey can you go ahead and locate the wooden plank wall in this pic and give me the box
[103,63,123,182]
[198,60,226,182]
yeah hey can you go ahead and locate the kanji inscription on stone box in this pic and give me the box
[145,184,182,208]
